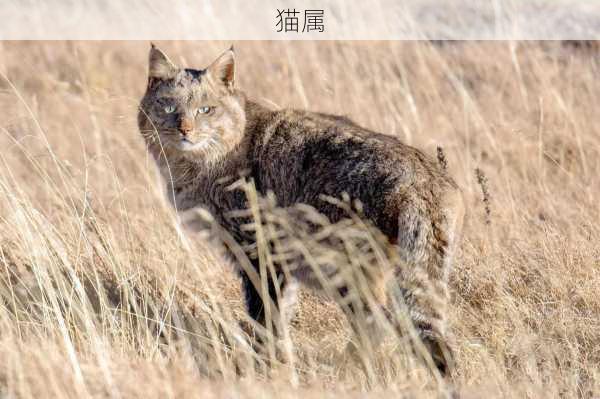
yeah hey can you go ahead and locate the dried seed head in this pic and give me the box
[475,168,491,225]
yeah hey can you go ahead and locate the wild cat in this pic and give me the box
[138,45,464,376]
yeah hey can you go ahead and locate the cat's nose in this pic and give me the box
[178,117,194,136]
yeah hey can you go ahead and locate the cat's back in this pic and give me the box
[248,106,451,193]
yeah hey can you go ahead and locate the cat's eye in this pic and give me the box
[163,105,176,114]
[197,106,212,115]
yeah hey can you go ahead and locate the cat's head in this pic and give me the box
[138,44,245,163]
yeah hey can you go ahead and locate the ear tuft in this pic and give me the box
[148,45,177,80]
[207,48,235,90]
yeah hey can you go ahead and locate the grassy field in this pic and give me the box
[0,41,598,398]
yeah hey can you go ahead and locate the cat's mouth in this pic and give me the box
[178,137,210,152]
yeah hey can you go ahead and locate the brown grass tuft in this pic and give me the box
[0,40,599,398]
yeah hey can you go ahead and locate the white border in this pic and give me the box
[0,0,599,40]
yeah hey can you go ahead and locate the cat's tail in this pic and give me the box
[392,183,464,376]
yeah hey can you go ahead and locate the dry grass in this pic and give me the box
[0,41,599,398]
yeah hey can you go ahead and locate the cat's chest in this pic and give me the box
[163,181,202,211]
[155,158,250,220]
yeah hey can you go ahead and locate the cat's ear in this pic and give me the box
[206,46,235,90]
[148,44,177,88]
